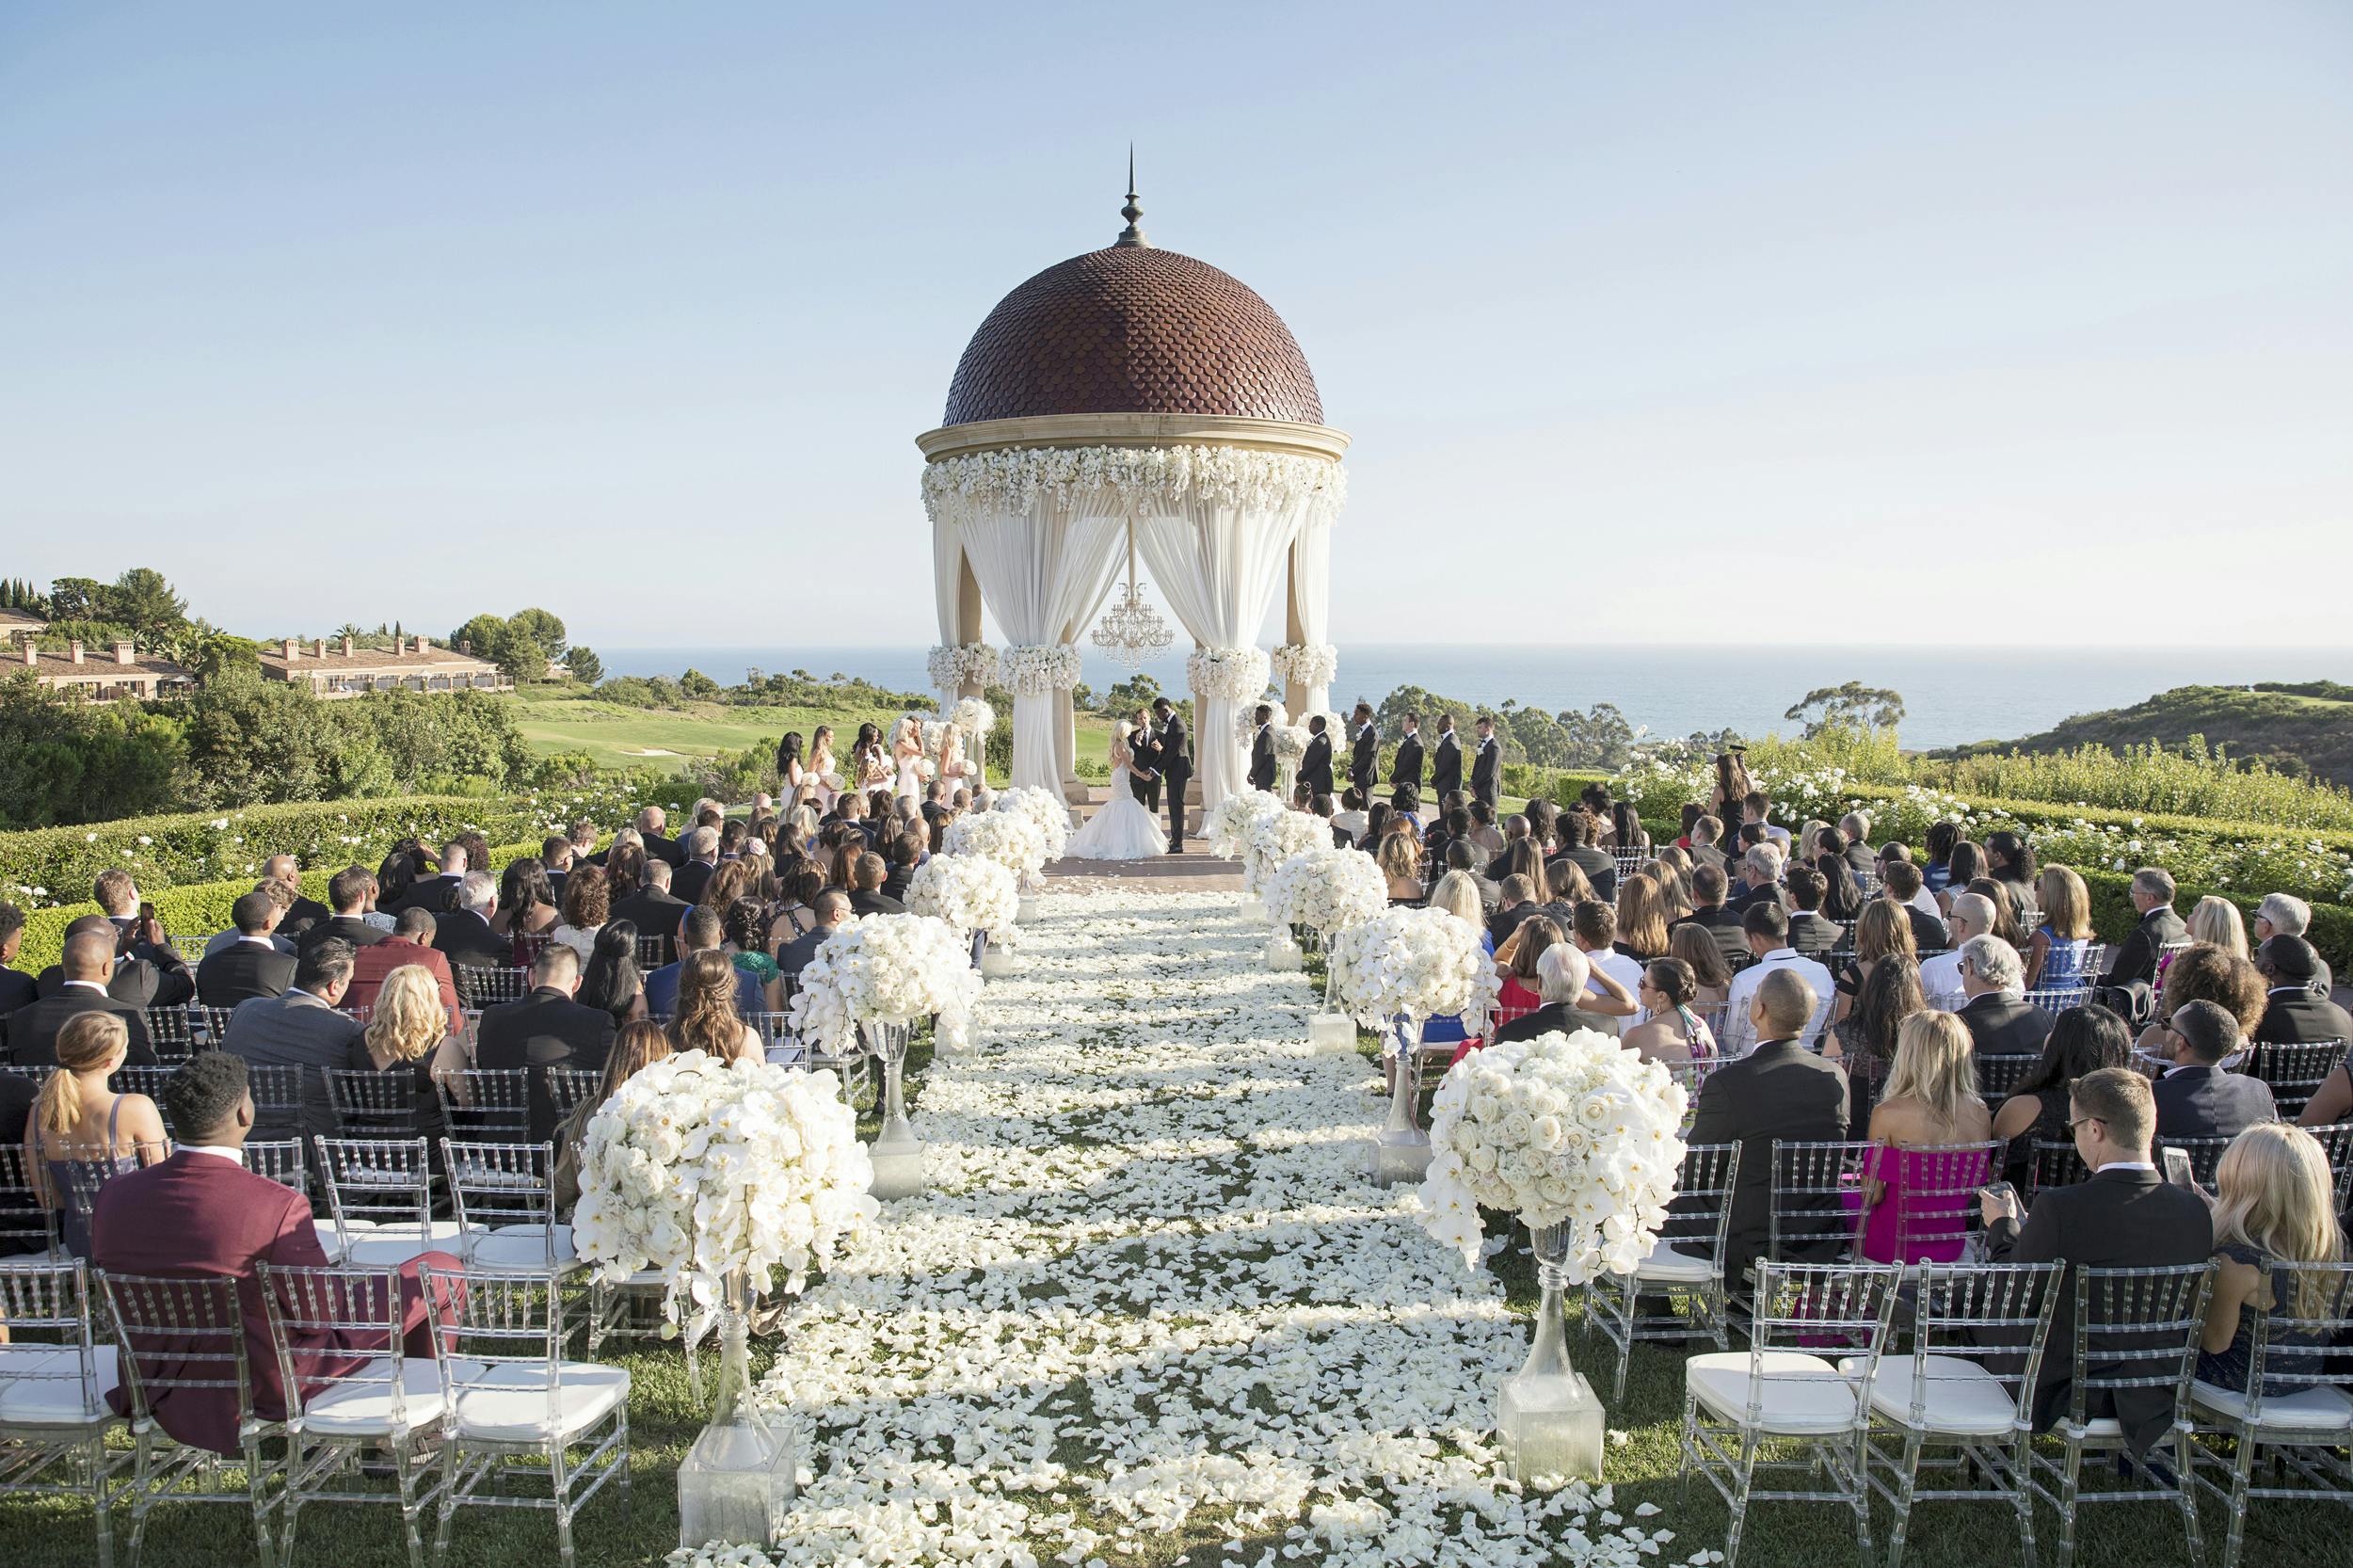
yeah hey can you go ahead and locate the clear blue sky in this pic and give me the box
[4,3,2347,650]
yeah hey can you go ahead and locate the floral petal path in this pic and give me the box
[687,889,1714,1568]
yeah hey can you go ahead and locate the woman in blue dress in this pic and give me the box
[2196,1124,2346,1394]
[26,1012,168,1258]
[2024,865,2094,991]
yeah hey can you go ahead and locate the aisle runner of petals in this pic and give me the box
[678,890,1714,1568]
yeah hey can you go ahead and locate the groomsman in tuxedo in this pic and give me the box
[1390,712,1426,795]
[1300,716,1335,797]
[1469,715,1501,809]
[1430,713,1463,798]
[1248,704,1278,793]
[1348,703,1379,796]
[1127,708,1161,813]
[1154,698,1192,853]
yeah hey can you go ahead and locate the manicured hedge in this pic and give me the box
[2077,866,2353,975]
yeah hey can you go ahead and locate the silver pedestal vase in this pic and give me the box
[861,1018,925,1199]
[676,1271,796,1547]
[1495,1220,1606,1483]
[1369,1015,1432,1186]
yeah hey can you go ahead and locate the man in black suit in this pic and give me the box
[1672,865,1751,974]
[1954,935,2058,1057]
[261,855,331,936]
[0,902,37,1018]
[1390,713,1425,795]
[2101,868,2186,987]
[221,937,368,1145]
[432,872,509,970]
[1881,861,1950,952]
[1247,704,1278,794]
[2249,936,2353,1045]
[1468,716,1500,810]
[777,890,852,983]
[1299,716,1335,798]
[671,826,721,906]
[1686,968,1849,1284]
[297,866,391,958]
[473,945,616,1143]
[1836,812,1879,881]
[1154,699,1192,853]
[1548,808,1618,903]
[1347,703,1378,796]
[1782,869,1840,958]
[7,929,157,1068]
[1983,1066,2213,1454]
[196,891,298,1007]
[1430,713,1463,799]
[2153,999,2278,1141]
[1126,708,1161,813]
[393,840,471,916]
[847,853,907,918]
[88,871,194,1008]
[33,913,182,1011]
[612,859,690,967]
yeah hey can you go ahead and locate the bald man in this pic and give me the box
[8,929,157,1068]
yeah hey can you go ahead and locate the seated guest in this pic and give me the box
[1487,875,1543,951]
[1838,811,1878,874]
[1954,936,2057,1059]
[2153,998,2278,1141]
[1919,892,1993,1009]
[666,950,760,1063]
[1983,829,2037,923]
[1812,829,1866,921]
[88,870,195,1008]
[724,898,783,1010]
[1741,790,1791,851]
[1720,903,1834,1054]
[1550,809,1617,903]
[848,852,907,917]
[672,826,723,906]
[0,900,34,1016]
[1377,830,1423,904]
[1857,1012,1993,1265]
[1465,800,1505,862]
[1492,943,1625,1045]
[577,920,648,1030]
[223,938,369,1146]
[432,872,509,970]
[24,1012,169,1256]
[2133,943,2267,1060]
[2253,893,2334,994]
[880,830,925,904]
[1667,922,1734,1011]
[2184,895,2249,961]
[550,862,609,960]
[1686,814,1728,875]
[1881,860,1949,954]
[297,865,390,956]
[345,906,463,1031]
[1672,863,1750,975]
[475,944,616,1144]
[1569,902,1643,1018]
[1688,968,1849,1282]
[644,907,764,1017]
[611,856,690,967]
[1436,840,1498,913]
[1613,872,1674,963]
[358,965,469,1144]
[1726,841,1784,915]
[1620,957,1715,1063]
[88,1053,457,1458]
[1992,1003,2136,1188]
[1833,901,1918,1025]
[1827,954,1926,1126]
[2024,866,2093,989]
[261,854,331,936]
[777,889,852,982]
[392,840,470,915]
[196,890,298,1007]
[2249,936,2353,1045]
[1333,787,1369,847]
[488,858,559,953]
[200,881,296,960]
[540,834,574,906]
[2195,1123,2347,1394]
[554,1018,673,1210]
[8,928,156,1068]
[1782,868,1839,958]
[2100,867,2187,987]
[1982,1067,2213,1454]
[1494,915,1562,1022]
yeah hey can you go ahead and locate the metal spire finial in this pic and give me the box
[1115,145,1148,248]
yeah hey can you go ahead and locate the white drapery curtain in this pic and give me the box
[930,511,964,646]
[1136,496,1312,813]
[1287,515,1335,715]
[955,497,1123,793]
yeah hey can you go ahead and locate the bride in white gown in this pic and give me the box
[1064,721,1170,861]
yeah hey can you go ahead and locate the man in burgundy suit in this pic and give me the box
[90,1053,458,1456]
[344,906,465,1032]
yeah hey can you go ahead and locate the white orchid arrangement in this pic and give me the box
[788,912,982,1057]
[572,1051,877,1341]
[1187,646,1271,703]
[949,696,996,738]
[1264,844,1390,937]
[1204,789,1287,859]
[993,785,1071,863]
[1269,642,1338,692]
[1272,725,1311,767]
[1417,1029,1688,1274]
[926,643,998,693]
[905,852,1019,938]
[1000,644,1082,696]
[945,808,1048,883]
[1325,906,1498,1032]
[1241,806,1333,895]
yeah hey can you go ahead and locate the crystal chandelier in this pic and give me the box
[1090,521,1174,670]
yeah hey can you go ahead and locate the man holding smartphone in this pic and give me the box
[1980,1067,2212,1456]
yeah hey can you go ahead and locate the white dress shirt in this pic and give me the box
[1721,947,1836,1055]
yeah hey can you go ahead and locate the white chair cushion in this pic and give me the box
[1633,1240,1718,1285]
[1687,1350,1861,1434]
[462,1224,577,1269]
[343,1221,466,1269]
[298,1356,460,1435]
[1841,1354,2021,1438]
[2191,1379,2353,1434]
[450,1362,630,1443]
[0,1345,120,1426]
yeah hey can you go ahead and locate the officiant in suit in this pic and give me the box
[1348,704,1379,796]
[1248,704,1278,793]
[1300,716,1335,797]
[1469,717,1501,809]
[1430,715,1463,798]
[1154,698,1192,853]
[1127,708,1161,813]
[1390,714,1425,794]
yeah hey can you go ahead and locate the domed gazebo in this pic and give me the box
[919,178,1349,814]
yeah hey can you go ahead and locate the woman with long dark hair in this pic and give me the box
[1923,821,1961,895]
[555,1017,674,1210]
[1710,749,1753,820]
[1827,954,1926,1125]
[1815,827,1865,920]
[775,730,806,797]
[578,920,646,1028]
[1992,1003,2133,1186]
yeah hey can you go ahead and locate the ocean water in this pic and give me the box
[596,644,2353,750]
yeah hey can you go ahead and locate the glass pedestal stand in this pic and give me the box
[1265,928,1304,970]
[1495,1220,1606,1483]
[1239,895,1267,922]
[1369,1016,1432,1187]
[1307,954,1355,1051]
[861,1019,925,1199]
[677,1271,796,1547]
[979,928,1017,977]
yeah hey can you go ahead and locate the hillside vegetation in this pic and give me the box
[1935,682,2353,789]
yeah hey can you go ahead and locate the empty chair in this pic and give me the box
[99,1271,288,1568]
[0,1259,127,1568]
[1679,1261,1902,1568]
[441,1140,573,1272]
[197,1005,240,1046]
[435,1067,532,1143]
[312,1137,460,1268]
[2241,1038,2346,1119]
[1586,1142,1739,1399]
[418,1264,631,1568]
[141,1008,199,1063]
[328,1067,427,1140]
[245,1063,307,1135]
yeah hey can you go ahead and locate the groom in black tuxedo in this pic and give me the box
[1247,704,1278,793]
[1153,698,1192,853]
[1300,716,1335,797]
[1127,708,1161,812]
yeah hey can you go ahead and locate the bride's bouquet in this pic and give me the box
[1264,844,1390,937]
[788,912,982,1056]
[1205,789,1286,859]
[945,808,1048,884]
[1325,906,1499,1032]
[993,786,1070,863]
[1417,1029,1687,1272]
[572,1051,876,1339]
[905,853,1019,939]
[1241,806,1331,896]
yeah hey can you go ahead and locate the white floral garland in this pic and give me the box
[1000,643,1082,697]
[1269,642,1338,691]
[1418,1029,1688,1275]
[1187,645,1270,702]
[572,1052,875,1340]
[944,808,1047,882]
[1263,844,1391,937]
[920,444,1348,532]
[1326,905,1499,1031]
[904,853,1019,938]
[991,785,1071,863]
[787,912,983,1057]
[926,643,998,693]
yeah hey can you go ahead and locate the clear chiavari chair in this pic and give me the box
[1586,1141,1740,1399]
[0,1258,127,1567]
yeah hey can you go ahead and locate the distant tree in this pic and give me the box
[563,646,604,686]
[110,568,187,642]
[1070,681,1096,712]
[679,667,721,700]
[333,621,365,646]
[46,577,108,620]
[1555,701,1640,770]
[1785,682,1906,738]
[506,607,567,664]
[1099,673,1163,716]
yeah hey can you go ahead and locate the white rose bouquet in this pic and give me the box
[993,785,1070,863]
[572,1052,877,1338]
[1417,1029,1688,1273]
[787,912,983,1057]
[1204,789,1286,859]
[1325,906,1499,1032]
[1187,645,1271,702]
[1242,806,1332,895]
[944,808,1047,883]
[904,852,1019,938]
[1264,844,1390,937]
[926,643,998,693]
[1273,725,1310,769]
[949,696,996,739]
[1269,642,1338,692]
[1000,643,1082,696]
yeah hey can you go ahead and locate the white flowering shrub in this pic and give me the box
[1263,844,1389,937]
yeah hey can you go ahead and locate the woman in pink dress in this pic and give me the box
[1856,1012,1994,1264]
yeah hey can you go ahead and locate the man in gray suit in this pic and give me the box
[223,936,369,1146]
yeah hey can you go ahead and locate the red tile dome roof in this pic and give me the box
[943,245,1324,426]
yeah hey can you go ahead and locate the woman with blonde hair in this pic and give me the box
[2184,894,2249,960]
[1858,1011,1993,1264]
[2025,865,2094,989]
[1376,827,1424,904]
[668,949,760,1063]
[1648,856,1694,920]
[1832,899,1917,1024]
[2197,1123,2347,1392]
[362,964,469,1140]
[1418,871,1494,1062]
[24,1012,168,1257]
[1613,872,1673,961]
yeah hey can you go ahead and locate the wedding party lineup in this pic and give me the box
[5,8,2349,1568]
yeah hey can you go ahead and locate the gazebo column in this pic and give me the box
[954,555,984,701]
[1283,585,1309,717]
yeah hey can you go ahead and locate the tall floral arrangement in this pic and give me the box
[949,696,996,737]
[1325,906,1498,1031]
[1416,1030,1687,1273]
[1264,845,1390,937]
[788,912,982,1056]
[1242,807,1332,895]
[1205,789,1287,860]
[944,809,1047,884]
[1186,646,1272,703]
[905,853,1019,938]
[572,1052,877,1338]
[993,786,1071,863]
